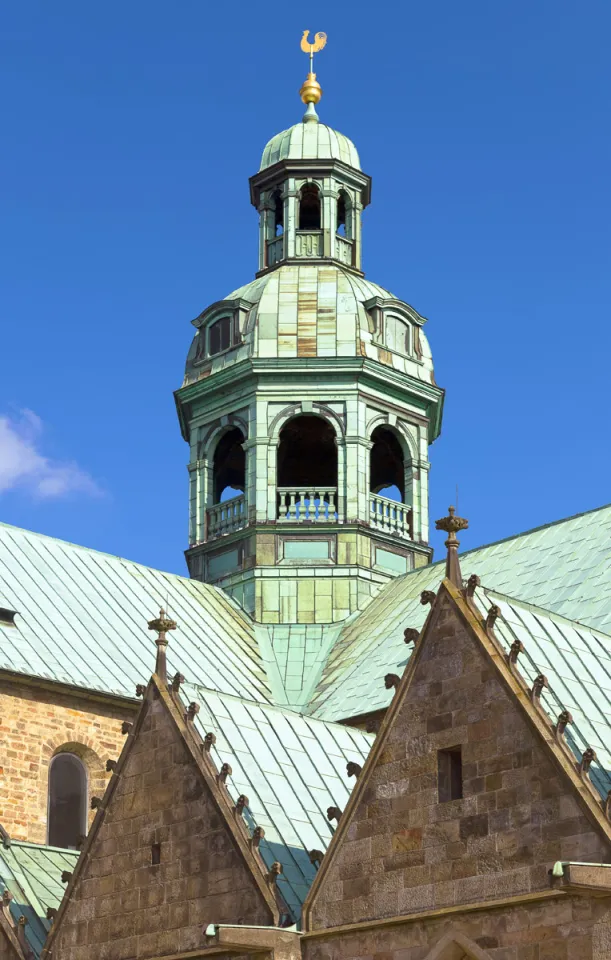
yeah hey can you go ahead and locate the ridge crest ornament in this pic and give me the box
[435,506,469,587]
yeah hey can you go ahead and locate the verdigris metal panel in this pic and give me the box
[0,523,271,703]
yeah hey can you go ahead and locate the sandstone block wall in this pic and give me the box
[310,592,611,929]
[303,895,611,960]
[50,693,274,960]
[0,680,132,842]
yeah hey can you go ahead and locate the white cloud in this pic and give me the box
[0,410,102,500]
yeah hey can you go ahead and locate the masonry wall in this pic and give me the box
[303,894,611,960]
[0,929,19,960]
[50,693,274,960]
[309,591,611,930]
[0,680,133,842]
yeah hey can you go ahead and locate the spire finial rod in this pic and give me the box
[435,505,469,587]
[148,608,177,683]
[299,30,327,122]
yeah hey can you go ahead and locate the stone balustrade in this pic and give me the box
[266,236,284,266]
[207,495,246,539]
[295,230,323,258]
[369,492,413,539]
[335,235,354,266]
[277,488,338,522]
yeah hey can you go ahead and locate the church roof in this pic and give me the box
[184,264,436,384]
[0,521,271,702]
[0,839,78,957]
[309,502,611,722]
[260,120,360,171]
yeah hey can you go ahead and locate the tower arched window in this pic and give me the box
[272,190,284,236]
[385,315,411,355]
[213,427,245,503]
[370,426,405,502]
[48,753,88,849]
[337,190,351,239]
[298,184,321,230]
[277,415,337,520]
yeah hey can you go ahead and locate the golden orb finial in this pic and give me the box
[299,31,327,118]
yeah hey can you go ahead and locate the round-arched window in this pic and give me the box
[48,753,88,849]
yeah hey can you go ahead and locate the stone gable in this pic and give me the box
[44,683,277,960]
[307,585,611,929]
[0,929,20,960]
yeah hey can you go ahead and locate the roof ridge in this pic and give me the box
[481,584,611,639]
[398,500,611,581]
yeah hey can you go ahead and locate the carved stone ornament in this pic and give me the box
[46,908,58,921]
[268,862,283,885]
[420,590,436,606]
[554,710,573,739]
[203,731,217,752]
[171,672,185,692]
[147,608,177,683]
[507,639,525,666]
[121,721,133,735]
[403,627,419,644]
[384,673,400,690]
[466,573,481,597]
[579,747,597,778]
[326,806,342,823]
[251,826,265,847]
[346,761,362,779]
[186,702,200,721]
[135,684,146,697]
[485,604,501,631]
[90,796,103,810]
[106,759,118,773]
[605,791,611,820]
[235,794,249,814]
[219,762,232,783]
[530,674,548,702]
[309,849,324,866]
[61,871,72,884]
[435,505,469,587]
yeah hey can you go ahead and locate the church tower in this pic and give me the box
[175,40,444,623]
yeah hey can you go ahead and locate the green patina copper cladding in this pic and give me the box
[175,102,444,624]
[0,840,79,957]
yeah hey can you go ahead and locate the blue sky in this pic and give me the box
[1,1,609,573]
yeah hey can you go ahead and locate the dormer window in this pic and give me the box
[385,315,411,355]
[208,316,231,356]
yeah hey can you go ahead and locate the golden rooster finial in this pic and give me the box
[299,31,327,120]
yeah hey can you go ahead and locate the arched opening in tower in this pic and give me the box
[370,426,404,502]
[337,190,351,238]
[277,415,337,520]
[273,189,284,236]
[298,184,321,230]
[213,427,245,503]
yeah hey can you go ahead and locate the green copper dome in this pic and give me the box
[260,120,361,171]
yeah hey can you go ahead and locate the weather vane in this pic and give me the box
[300,30,327,73]
[299,31,327,115]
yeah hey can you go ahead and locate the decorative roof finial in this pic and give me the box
[147,608,177,683]
[300,30,327,123]
[435,505,469,587]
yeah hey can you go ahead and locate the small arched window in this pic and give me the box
[385,315,411,355]
[48,753,87,849]
[208,316,231,356]
[272,190,284,236]
[337,190,351,239]
[299,184,321,230]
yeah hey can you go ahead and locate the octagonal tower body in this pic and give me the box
[175,106,444,624]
